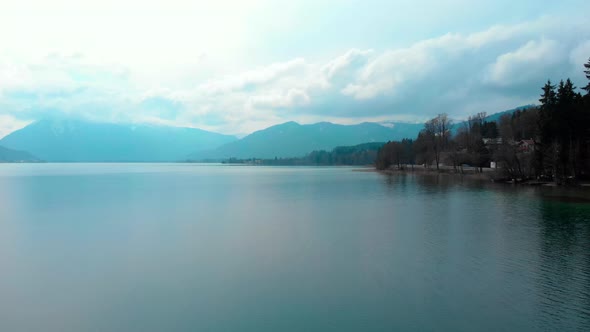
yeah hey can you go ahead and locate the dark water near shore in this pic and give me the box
[0,164,589,332]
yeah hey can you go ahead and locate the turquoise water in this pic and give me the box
[0,164,589,332]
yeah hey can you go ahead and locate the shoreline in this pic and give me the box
[376,165,590,187]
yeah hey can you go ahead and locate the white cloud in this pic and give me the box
[195,58,307,95]
[0,115,30,139]
[340,46,435,100]
[321,49,373,81]
[341,82,392,100]
[570,40,590,67]
[486,39,563,86]
[247,89,310,109]
[1,14,590,136]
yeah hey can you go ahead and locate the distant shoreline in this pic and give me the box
[377,165,590,187]
[378,165,492,180]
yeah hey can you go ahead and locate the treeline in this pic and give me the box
[375,112,500,172]
[377,58,590,183]
[224,142,384,166]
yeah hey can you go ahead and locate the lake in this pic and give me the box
[0,163,589,331]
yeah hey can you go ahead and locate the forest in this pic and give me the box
[376,58,590,184]
[223,142,384,166]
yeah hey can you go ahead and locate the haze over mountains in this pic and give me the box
[0,107,528,162]
[0,118,421,162]
[0,118,236,162]
[192,121,423,160]
[0,145,39,163]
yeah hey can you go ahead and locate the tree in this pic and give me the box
[498,114,513,142]
[582,59,590,177]
[535,76,587,182]
[375,59,590,180]
[495,110,539,179]
[422,114,452,170]
[435,113,452,150]
[422,119,439,169]
[414,132,434,168]
[583,57,590,95]
[540,80,557,107]
[556,79,579,179]
[376,140,416,170]
[537,81,557,178]
[481,121,498,138]
[513,109,539,141]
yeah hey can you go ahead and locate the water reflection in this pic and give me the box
[0,164,589,331]
[381,172,590,331]
[536,200,590,330]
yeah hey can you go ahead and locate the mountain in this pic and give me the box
[192,121,423,160]
[0,118,237,162]
[0,145,39,162]
[452,105,536,131]
[483,105,536,123]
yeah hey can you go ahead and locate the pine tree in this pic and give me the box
[560,79,577,105]
[583,58,590,94]
[537,81,557,178]
[539,80,557,107]
[582,59,590,178]
[538,81,556,141]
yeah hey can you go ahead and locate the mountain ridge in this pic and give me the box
[0,145,40,162]
[190,105,535,160]
[190,121,423,160]
[0,105,534,162]
[0,118,237,162]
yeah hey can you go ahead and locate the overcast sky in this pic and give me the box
[1,0,590,137]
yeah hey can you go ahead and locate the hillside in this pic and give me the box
[0,145,40,162]
[192,121,423,159]
[0,118,237,162]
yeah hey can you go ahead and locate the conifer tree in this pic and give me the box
[583,58,590,94]
[538,81,556,144]
[540,80,557,107]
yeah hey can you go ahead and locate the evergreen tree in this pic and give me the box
[538,82,556,141]
[583,59,590,177]
[537,81,557,178]
[481,121,498,138]
[540,80,557,107]
[583,58,590,95]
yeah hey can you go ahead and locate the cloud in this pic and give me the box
[195,58,307,95]
[339,43,438,100]
[247,89,310,109]
[139,96,185,120]
[1,15,590,136]
[570,40,590,67]
[0,115,30,139]
[321,49,373,81]
[486,39,564,86]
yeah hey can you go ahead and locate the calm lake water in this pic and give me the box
[0,163,589,332]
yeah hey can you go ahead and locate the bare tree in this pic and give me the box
[422,114,452,170]
[435,113,452,150]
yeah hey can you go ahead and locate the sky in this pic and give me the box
[1,0,590,137]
